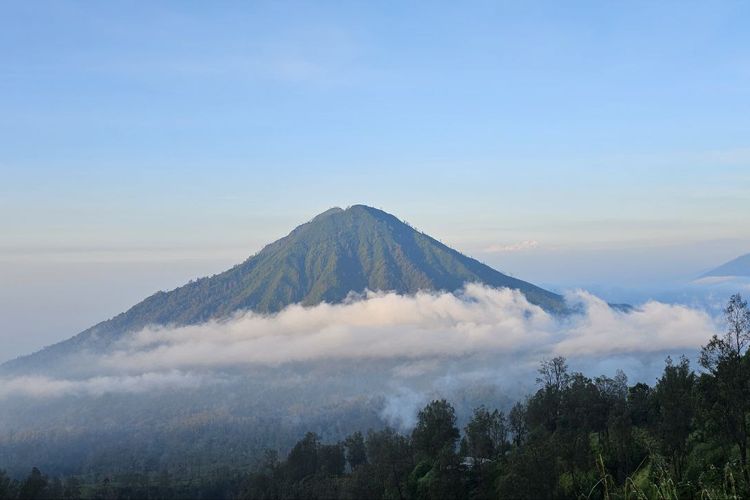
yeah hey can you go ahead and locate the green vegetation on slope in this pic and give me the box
[2,205,564,373]
[105,205,564,323]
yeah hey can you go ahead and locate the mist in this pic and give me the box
[109,285,715,369]
[0,284,726,478]
[1,285,717,399]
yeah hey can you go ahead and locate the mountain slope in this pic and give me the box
[1,205,565,373]
[702,252,750,278]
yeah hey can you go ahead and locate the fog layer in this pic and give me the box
[0,284,716,399]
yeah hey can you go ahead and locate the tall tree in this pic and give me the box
[529,357,571,433]
[18,468,47,500]
[344,431,368,470]
[461,406,508,462]
[366,428,412,500]
[627,382,656,427]
[537,356,570,392]
[654,356,695,481]
[461,406,508,499]
[411,399,460,461]
[699,293,750,486]
[508,401,528,447]
[286,432,320,481]
[318,443,346,476]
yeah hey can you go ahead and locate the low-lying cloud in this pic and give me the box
[483,240,540,253]
[0,371,208,399]
[1,284,718,399]
[106,284,714,369]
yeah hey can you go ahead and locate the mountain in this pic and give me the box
[1,205,565,373]
[702,252,750,278]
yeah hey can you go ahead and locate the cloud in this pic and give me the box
[553,292,715,356]
[692,276,737,285]
[1,285,718,399]
[104,285,553,371]
[0,371,208,399]
[103,284,714,370]
[482,240,540,253]
[380,387,427,429]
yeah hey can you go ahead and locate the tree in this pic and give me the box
[596,370,628,404]
[654,356,695,481]
[318,443,346,476]
[529,357,571,433]
[627,382,656,427]
[366,427,412,500]
[699,293,750,486]
[536,356,570,392]
[461,406,508,462]
[461,406,508,499]
[344,431,368,470]
[701,293,750,370]
[724,293,750,356]
[286,432,319,481]
[19,468,47,500]
[496,438,557,499]
[242,450,279,499]
[411,400,460,461]
[558,372,607,434]
[0,469,15,500]
[508,401,528,447]
[260,448,280,474]
[409,400,463,500]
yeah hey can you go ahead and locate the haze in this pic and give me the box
[2,1,750,359]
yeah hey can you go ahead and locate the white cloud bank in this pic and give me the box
[0,284,718,398]
[104,284,715,369]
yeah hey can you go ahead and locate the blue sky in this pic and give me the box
[1,1,750,358]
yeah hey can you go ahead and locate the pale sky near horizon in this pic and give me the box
[1,1,750,359]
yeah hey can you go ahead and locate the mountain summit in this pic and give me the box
[118,205,564,317]
[2,205,564,373]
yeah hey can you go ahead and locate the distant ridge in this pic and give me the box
[701,252,750,279]
[1,205,565,374]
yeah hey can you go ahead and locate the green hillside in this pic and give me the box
[1,205,564,373]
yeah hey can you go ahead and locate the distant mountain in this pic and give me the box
[1,205,565,373]
[701,252,750,278]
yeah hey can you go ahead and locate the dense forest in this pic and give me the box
[1,293,749,499]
